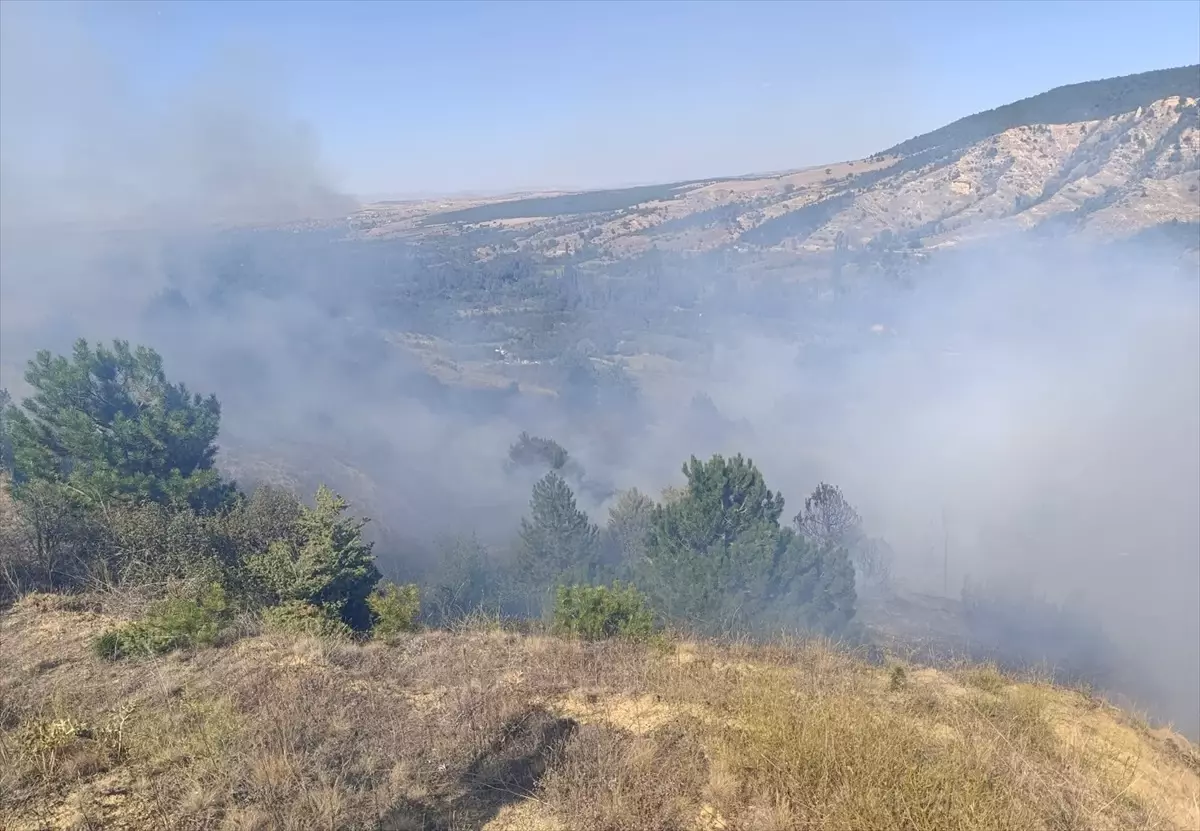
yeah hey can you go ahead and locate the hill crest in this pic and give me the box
[349,65,1200,260]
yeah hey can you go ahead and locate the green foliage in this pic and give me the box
[2,340,381,616]
[552,582,655,641]
[3,335,863,647]
[261,599,353,639]
[513,472,601,610]
[651,454,784,557]
[507,432,569,473]
[2,476,315,600]
[641,455,857,636]
[505,432,601,497]
[210,484,306,597]
[107,501,230,587]
[772,532,859,635]
[368,581,421,638]
[6,339,233,513]
[217,484,306,559]
[245,485,380,630]
[93,583,230,659]
[641,454,783,625]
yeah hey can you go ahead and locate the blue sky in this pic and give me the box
[22,0,1200,197]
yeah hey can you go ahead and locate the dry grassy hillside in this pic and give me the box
[2,593,1197,831]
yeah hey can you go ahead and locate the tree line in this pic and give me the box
[0,338,878,644]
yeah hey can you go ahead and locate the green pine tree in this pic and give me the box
[513,471,600,611]
[642,454,857,636]
[506,431,570,472]
[650,454,784,557]
[246,485,381,630]
[6,339,233,513]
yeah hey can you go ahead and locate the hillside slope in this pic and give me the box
[2,594,1198,831]
[353,65,1200,259]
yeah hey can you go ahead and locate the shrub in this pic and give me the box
[261,599,353,639]
[2,476,108,597]
[963,664,1008,694]
[107,501,229,587]
[553,582,655,641]
[93,583,230,659]
[245,486,380,630]
[368,582,421,639]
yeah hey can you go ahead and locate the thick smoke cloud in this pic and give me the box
[1,0,353,370]
[2,2,1197,739]
[0,1,351,230]
[686,245,1199,735]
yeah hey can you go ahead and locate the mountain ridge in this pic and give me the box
[348,65,1200,261]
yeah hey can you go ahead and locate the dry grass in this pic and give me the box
[1,595,1197,831]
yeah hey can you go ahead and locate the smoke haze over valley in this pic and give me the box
[1,0,1198,747]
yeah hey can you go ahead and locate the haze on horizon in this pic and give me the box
[4,0,1200,201]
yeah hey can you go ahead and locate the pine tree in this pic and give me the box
[246,486,381,630]
[6,339,232,513]
[514,472,600,609]
[770,531,858,635]
[643,454,857,636]
[795,482,862,547]
[796,482,892,591]
[506,431,569,473]
[654,454,785,555]
[603,487,655,575]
